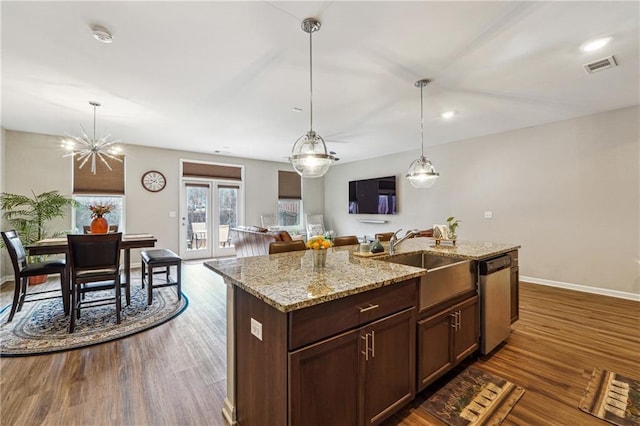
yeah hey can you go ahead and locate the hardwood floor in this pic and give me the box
[1,267,638,425]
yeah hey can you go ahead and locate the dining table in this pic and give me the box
[26,233,157,314]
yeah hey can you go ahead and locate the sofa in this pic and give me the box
[230,226,294,258]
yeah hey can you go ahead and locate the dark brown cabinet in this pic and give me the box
[417,295,479,391]
[508,250,519,323]
[289,308,415,426]
[235,279,417,426]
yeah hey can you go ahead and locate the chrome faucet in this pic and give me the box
[389,229,419,255]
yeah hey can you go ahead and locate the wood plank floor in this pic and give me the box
[1,265,638,425]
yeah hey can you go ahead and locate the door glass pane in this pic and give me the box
[187,185,209,251]
[218,186,238,248]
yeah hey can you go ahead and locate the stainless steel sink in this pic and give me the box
[385,253,476,310]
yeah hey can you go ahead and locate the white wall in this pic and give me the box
[0,127,6,282]
[1,130,323,275]
[324,106,640,295]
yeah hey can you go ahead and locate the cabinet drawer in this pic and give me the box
[288,279,417,351]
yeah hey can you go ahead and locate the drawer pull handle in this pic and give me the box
[359,304,380,313]
[370,331,375,358]
[361,334,369,361]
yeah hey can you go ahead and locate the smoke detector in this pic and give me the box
[91,25,113,43]
[583,55,617,74]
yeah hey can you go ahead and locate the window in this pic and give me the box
[72,154,125,233]
[73,195,124,233]
[278,171,302,227]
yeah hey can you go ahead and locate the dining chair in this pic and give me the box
[67,233,122,333]
[1,230,68,323]
[269,240,307,254]
[83,225,119,233]
[332,235,360,247]
[374,232,395,242]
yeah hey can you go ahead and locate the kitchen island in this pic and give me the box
[204,239,520,426]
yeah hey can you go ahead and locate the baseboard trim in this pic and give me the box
[521,275,640,301]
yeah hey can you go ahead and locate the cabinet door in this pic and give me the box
[417,308,453,391]
[452,296,479,365]
[363,308,415,426]
[289,329,361,426]
[510,266,519,323]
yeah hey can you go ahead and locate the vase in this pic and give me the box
[312,249,327,269]
[90,216,109,234]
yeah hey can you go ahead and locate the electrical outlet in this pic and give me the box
[250,318,263,341]
[168,211,176,218]
[484,211,493,219]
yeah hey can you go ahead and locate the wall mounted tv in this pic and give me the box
[348,175,397,215]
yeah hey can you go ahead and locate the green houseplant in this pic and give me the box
[446,216,461,240]
[1,191,77,283]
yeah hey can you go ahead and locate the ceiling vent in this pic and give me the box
[583,55,617,74]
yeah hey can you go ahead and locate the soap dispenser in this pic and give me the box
[370,238,384,253]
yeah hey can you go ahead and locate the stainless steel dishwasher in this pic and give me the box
[479,255,512,354]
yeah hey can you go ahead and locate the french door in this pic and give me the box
[181,180,242,259]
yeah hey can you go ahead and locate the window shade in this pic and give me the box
[73,155,125,194]
[182,162,242,180]
[278,171,301,200]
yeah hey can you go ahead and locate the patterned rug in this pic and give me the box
[420,366,525,426]
[579,368,640,426]
[0,284,188,356]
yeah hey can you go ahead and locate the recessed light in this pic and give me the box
[441,111,455,119]
[581,37,612,52]
[91,25,113,43]
[292,107,302,113]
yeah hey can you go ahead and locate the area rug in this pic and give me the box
[0,285,188,357]
[579,368,640,426]
[420,366,525,426]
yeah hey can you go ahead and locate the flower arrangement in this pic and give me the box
[306,235,332,250]
[89,203,115,218]
[446,216,461,239]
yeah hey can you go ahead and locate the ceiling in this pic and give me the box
[2,1,638,165]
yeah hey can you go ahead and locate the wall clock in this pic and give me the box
[141,170,166,192]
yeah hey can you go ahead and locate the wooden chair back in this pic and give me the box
[269,240,307,254]
[332,235,359,247]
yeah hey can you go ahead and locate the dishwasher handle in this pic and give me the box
[479,255,511,275]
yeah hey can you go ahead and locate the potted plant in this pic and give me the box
[446,216,461,240]
[1,190,77,283]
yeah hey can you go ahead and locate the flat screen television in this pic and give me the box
[348,175,397,215]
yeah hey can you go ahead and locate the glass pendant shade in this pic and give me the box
[406,155,439,188]
[406,79,439,188]
[289,18,334,178]
[290,130,334,178]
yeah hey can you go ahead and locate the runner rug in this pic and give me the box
[0,284,187,357]
[419,366,525,426]
[579,368,640,426]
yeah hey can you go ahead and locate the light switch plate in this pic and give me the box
[484,211,493,219]
[169,211,176,218]
[250,318,263,341]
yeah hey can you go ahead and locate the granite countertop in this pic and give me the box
[377,239,521,260]
[204,248,425,313]
[204,238,520,313]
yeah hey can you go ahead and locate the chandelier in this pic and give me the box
[406,79,439,188]
[63,101,122,174]
[289,18,335,178]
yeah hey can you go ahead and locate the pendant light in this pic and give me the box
[289,18,335,178]
[63,101,122,174]
[406,79,439,188]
